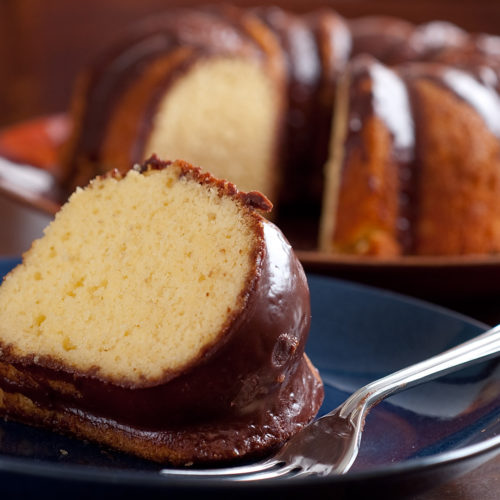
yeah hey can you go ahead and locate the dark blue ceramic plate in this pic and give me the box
[0,257,499,499]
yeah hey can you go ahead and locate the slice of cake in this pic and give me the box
[0,156,323,464]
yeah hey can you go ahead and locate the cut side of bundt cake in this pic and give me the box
[142,56,281,199]
[0,156,323,464]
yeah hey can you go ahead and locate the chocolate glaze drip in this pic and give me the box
[370,64,414,159]
[345,17,500,254]
[350,17,468,65]
[342,43,500,255]
[371,62,415,252]
[306,9,352,204]
[344,56,416,253]
[402,62,500,138]
[254,6,323,205]
[409,27,500,136]
[443,70,500,136]
[0,218,323,462]
[61,7,500,257]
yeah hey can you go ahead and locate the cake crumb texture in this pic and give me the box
[145,58,278,196]
[0,163,260,387]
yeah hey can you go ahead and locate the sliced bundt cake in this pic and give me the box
[60,5,500,257]
[0,156,323,464]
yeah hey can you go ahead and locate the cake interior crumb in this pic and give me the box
[0,166,258,384]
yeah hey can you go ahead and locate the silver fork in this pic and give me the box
[160,323,500,481]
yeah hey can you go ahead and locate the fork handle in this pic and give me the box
[338,323,500,419]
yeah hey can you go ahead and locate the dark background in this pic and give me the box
[1,0,500,128]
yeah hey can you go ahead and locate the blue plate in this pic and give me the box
[0,257,499,499]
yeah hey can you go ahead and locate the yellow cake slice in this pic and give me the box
[0,156,323,464]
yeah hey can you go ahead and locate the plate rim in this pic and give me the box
[0,431,499,490]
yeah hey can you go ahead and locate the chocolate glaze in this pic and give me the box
[61,7,500,257]
[388,21,468,64]
[349,16,415,62]
[64,6,352,218]
[400,61,500,138]
[253,7,352,213]
[370,63,414,160]
[0,172,323,461]
[341,52,500,254]
[350,17,469,65]
[442,71,500,137]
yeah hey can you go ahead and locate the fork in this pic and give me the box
[160,323,500,481]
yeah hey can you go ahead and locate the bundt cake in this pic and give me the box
[60,5,500,257]
[0,156,323,464]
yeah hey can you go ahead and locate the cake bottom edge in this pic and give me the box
[0,356,324,465]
